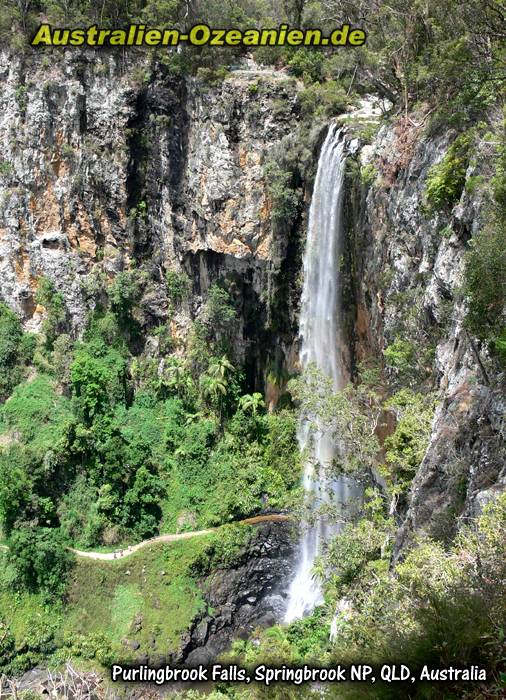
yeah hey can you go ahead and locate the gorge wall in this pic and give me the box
[0,50,303,391]
[0,48,504,663]
[348,117,505,551]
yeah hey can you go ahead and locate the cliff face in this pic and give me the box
[350,117,505,551]
[0,51,302,388]
[0,48,504,654]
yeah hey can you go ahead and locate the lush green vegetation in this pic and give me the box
[464,219,506,364]
[463,116,506,365]
[425,131,474,209]
[0,534,211,674]
[0,303,35,402]
[3,0,504,125]
[201,493,506,700]
[0,271,301,646]
[0,1,504,691]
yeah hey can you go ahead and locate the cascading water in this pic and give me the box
[284,123,358,623]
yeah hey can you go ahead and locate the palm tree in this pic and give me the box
[207,355,234,380]
[238,392,265,415]
[200,355,235,423]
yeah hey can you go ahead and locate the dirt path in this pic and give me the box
[70,514,291,561]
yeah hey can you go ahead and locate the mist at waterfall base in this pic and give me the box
[284,124,359,624]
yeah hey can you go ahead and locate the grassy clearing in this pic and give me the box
[0,536,214,673]
[63,537,211,660]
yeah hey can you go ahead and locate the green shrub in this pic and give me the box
[191,524,253,576]
[1,374,71,447]
[383,337,414,373]
[297,80,350,119]
[264,161,300,231]
[70,341,127,423]
[0,302,24,400]
[464,219,506,363]
[425,131,474,209]
[108,269,146,328]
[383,390,436,498]
[287,48,325,82]
[166,269,191,304]
[491,115,506,214]
[202,285,237,329]
[0,160,12,176]
[7,526,73,599]
[35,277,66,349]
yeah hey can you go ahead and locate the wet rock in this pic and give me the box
[182,520,295,665]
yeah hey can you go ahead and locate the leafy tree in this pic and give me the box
[0,445,34,535]
[70,341,127,424]
[288,364,380,477]
[122,464,164,538]
[264,160,301,233]
[238,392,265,415]
[166,269,191,305]
[108,269,147,341]
[199,355,238,420]
[7,526,73,598]
[202,285,237,330]
[156,356,196,403]
[382,390,436,508]
[35,277,66,349]
[0,302,24,400]
[464,219,506,364]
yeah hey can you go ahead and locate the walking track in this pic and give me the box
[0,514,291,562]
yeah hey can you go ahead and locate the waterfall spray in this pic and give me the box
[284,124,358,623]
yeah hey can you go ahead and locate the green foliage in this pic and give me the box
[7,526,73,599]
[0,376,73,535]
[383,337,415,380]
[382,282,442,388]
[238,392,265,415]
[189,284,238,370]
[492,115,506,215]
[0,618,16,673]
[382,390,436,499]
[108,269,146,339]
[70,341,127,423]
[229,494,506,700]
[62,539,208,661]
[166,269,191,305]
[203,284,237,328]
[0,160,12,176]
[0,303,24,400]
[191,524,253,575]
[163,403,299,529]
[425,131,473,210]
[51,333,74,386]
[287,48,325,82]
[0,583,59,676]
[464,219,506,363]
[196,66,230,86]
[360,162,377,186]
[1,374,71,448]
[316,490,394,597]
[0,537,210,673]
[297,80,350,120]
[35,277,66,349]
[199,355,239,419]
[288,364,379,478]
[264,160,301,232]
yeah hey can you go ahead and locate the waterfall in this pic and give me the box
[284,124,357,623]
